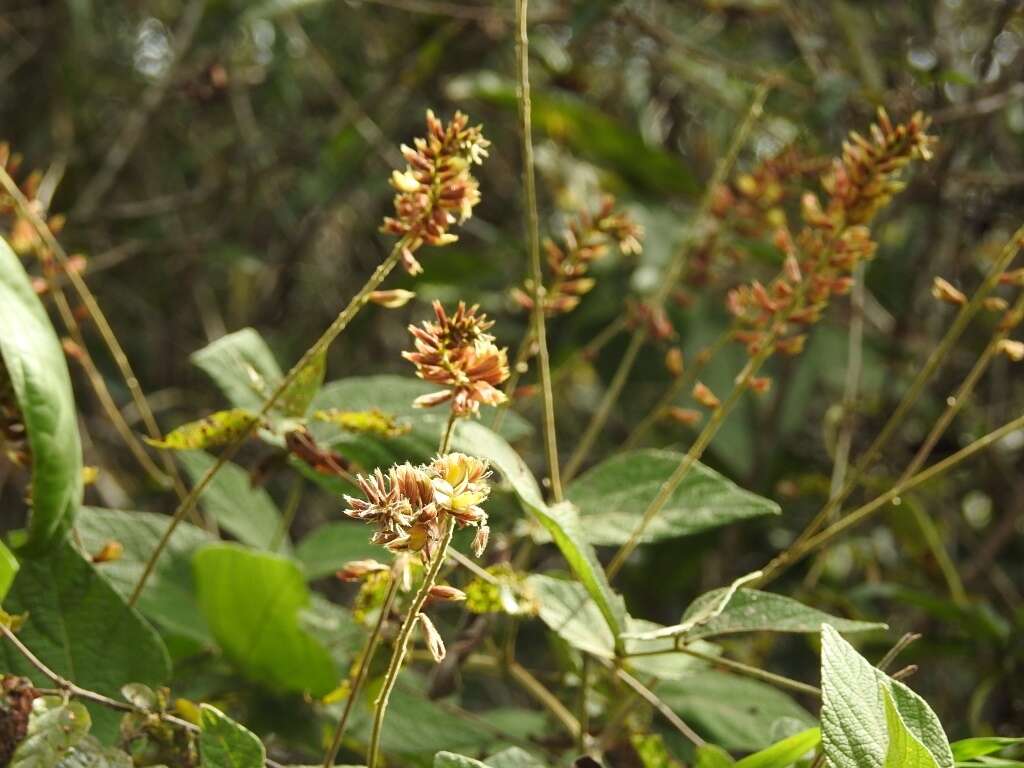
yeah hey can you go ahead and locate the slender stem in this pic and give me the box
[761,411,1024,580]
[516,0,562,501]
[673,644,820,697]
[608,343,774,579]
[129,240,407,606]
[877,632,921,672]
[578,654,590,753]
[603,662,706,747]
[365,406,460,767]
[563,329,647,481]
[829,263,865,501]
[367,517,456,768]
[789,224,1024,550]
[0,166,191,504]
[322,572,401,768]
[562,82,770,477]
[508,660,582,740]
[621,329,732,451]
[272,475,304,552]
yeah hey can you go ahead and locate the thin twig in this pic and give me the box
[603,661,706,748]
[877,632,921,672]
[129,239,408,606]
[515,0,562,502]
[562,82,771,483]
[0,165,192,505]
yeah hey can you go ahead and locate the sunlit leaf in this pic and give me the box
[0,539,17,602]
[695,745,735,768]
[199,704,266,768]
[193,543,337,695]
[191,328,282,413]
[951,737,1024,762]
[734,727,820,768]
[10,697,91,768]
[0,234,82,555]
[147,409,262,450]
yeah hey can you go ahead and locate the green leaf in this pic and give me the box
[0,234,82,555]
[294,521,383,580]
[10,697,91,768]
[75,507,214,643]
[735,727,821,768]
[0,538,18,602]
[277,349,326,417]
[177,451,285,551]
[191,328,283,413]
[677,588,885,640]
[0,542,171,740]
[526,574,713,678]
[820,625,953,768]
[57,736,134,767]
[658,672,815,752]
[952,738,1024,761]
[564,449,780,546]
[696,745,736,768]
[312,408,410,438]
[434,753,491,768]
[199,704,266,768]
[453,420,626,652]
[884,690,940,768]
[193,543,337,695]
[147,409,261,450]
[484,747,546,768]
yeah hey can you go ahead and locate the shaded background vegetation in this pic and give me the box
[2,0,1024,762]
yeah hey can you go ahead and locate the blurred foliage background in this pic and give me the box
[3,0,1024,760]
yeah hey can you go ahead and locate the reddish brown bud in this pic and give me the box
[665,407,702,426]
[776,334,807,356]
[429,585,467,602]
[664,347,684,378]
[336,559,390,582]
[692,381,720,409]
[369,289,416,308]
[931,277,966,306]
[748,376,772,394]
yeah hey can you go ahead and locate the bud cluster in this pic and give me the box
[726,110,935,359]
[381,110,490,275]
[403,301,510,416]
[343,452,492,562]
[511,196,643,316]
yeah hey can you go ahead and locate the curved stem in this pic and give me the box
[129,240,407,606]
[516,0,561,501]
[366,517,456,768]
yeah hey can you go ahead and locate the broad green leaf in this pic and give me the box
[454,419,626,652]
[821,625,953,768]
[434,754,491,768]
[178,451,285,551]
[677,588,885,640]
[485,747,546,768]
[277,349,326,417]
[191,328,283,413]
[447,73,698,197]
[10,697,91,768]
[0,235,82,555]
[696,745,736,768]
[565,449,780,546]
[527,574,714,678]
[658,672,815,752]
[885,690,939,768]
[0,542,171,740]
[0,538,18,601]
[294,521,384,580]
[75,508,214,643]
[147,409,261,450]
[199,704,266,768]
[193,543,336,695]
[57,736,134,767]
[735,727,821,768]
[952,738,1024,761]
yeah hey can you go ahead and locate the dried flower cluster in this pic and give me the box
[726,109,936,360]
[403,301,510,416]
[511,196,643,316]
[381,110,490,275]
[343,452,492,561]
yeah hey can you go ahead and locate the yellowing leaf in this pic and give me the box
[277,348,327,417]
[312,407,410,437]
[147,409,261,450]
